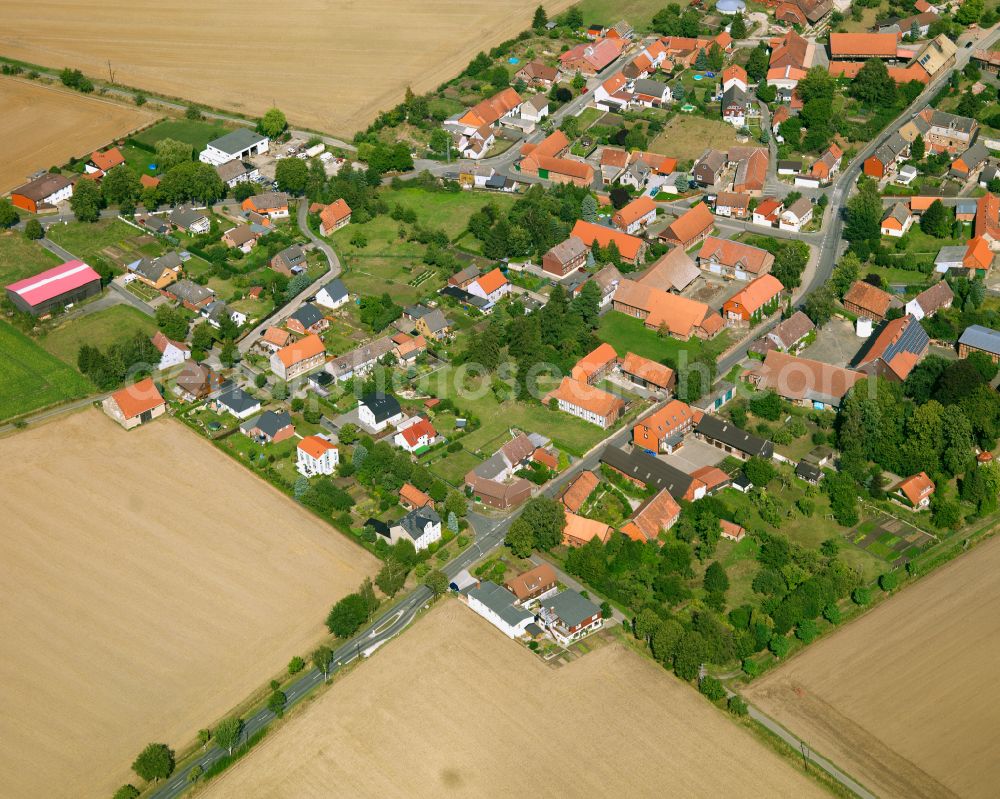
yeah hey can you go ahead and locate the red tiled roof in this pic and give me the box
[725,274,784,315]
[571,343,619,382]
[621,352,674,389]
[298,435,337,459]
[699,237,775,275]
[550,377,625,419]
[459,87,522,128]
[844,280,892,317]
[613,195,657,228]
[473,267,508,295]
[400,417,436,447]
[562,471,600,512]
[663,202,714,245]
[110,377,164,419]
[571,220,645,262]
[91,147,125,172]
[829,32,899,58]
[897,472,934,505]
[965,236,993,270]
[400,482,432,508]
[563,510,612,546]
[275,333,325,367]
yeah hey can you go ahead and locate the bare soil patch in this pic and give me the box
[746,534,1000,799]
[0,76,157,192]
[204,601,824,798]
[0,0,574,137]
[0,410,377,798]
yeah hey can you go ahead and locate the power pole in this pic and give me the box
[106,60,115,84]
[800,740,811,772]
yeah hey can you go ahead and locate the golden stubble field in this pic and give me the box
[0,0,575,137]
[0,75,157,192]
[0,410,378,798]
[747,534,1000,799]
[204,601,825,799]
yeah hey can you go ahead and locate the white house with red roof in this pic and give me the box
[151,331,190,370]
[722,65,749,93]
[393,416,437,453]
[296,435,339,477]
[467,267,510,306]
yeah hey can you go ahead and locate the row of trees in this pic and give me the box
[77,333,159,391]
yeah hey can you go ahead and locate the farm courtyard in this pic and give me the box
[746,534,1000,799]
[0,74,157,192]
[0,410,378,799]
[0,0,574,136]
[203,601,824,798]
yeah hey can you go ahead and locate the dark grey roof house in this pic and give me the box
[600,446,696,500]
[695,415,774,459]
[289,302,325,330]
[360,393,402,424]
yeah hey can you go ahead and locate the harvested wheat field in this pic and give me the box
[747,535,1000,799]
[0,410,377,799]
[204,601,824,799]
[0,0,574,137]
[0,76,156,192]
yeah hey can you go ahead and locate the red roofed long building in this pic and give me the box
[5,259,102,316]
[550,377,625,428]
[829,32,900,60]
[571,220,647,264]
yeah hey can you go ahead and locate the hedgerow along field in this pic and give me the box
[746,534,1000,799]
[0,410,378,798]
[203,602,825,798]
[0,0,575,136]
[0,75,157,192]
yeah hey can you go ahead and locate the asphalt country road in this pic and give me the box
[147,405,643,798]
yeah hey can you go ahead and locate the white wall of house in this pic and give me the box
[199,137,269,166]
[557,398,612,428]
[43,184,74,205]
[296,445,339,477]
[157,343,189,371]
[389,519,442,551]
[359,404,404,432]
[466,594,533,638]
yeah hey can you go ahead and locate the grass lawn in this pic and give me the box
[0,231,61,285]
[597,312,729,368]
[576,107,604,130]
[649,114,740,163]
[377,187,517,241]
[131,118,231,150]
[39,305,157,367]
[416,366,613,457]
[423,447,484,487]
[329,214,442,306]
[46,219,163,266]
[0,320,93,421]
